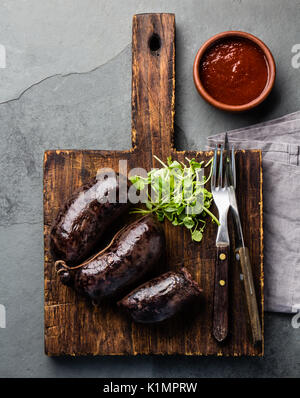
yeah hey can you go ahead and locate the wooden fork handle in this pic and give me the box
[213,245,229,342]
[237,246,262,345]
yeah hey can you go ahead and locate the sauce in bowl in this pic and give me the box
[199,37,269,106]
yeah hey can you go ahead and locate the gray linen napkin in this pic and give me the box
[207,111,300,313]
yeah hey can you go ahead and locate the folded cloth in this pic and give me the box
[207,111,300,313]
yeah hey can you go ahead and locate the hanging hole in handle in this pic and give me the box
[148,33,161,54]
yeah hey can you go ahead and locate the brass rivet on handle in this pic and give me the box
[219,253,226,260]
[219,280,226,286]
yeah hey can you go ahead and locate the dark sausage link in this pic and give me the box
[56,215,165,303]
[50,172,130,266]
[118,268,202,323]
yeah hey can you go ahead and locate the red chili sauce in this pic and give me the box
[199,37,269,106]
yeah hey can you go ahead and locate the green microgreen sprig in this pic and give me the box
[129,156,219,242]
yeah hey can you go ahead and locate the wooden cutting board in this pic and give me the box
[44,13,264,356]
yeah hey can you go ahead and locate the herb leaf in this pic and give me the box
[192,230,203,242]
[129,156,219,242]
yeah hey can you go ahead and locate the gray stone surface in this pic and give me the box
[0,0,299,378]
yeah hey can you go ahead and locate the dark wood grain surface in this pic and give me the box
[44,13,264,356]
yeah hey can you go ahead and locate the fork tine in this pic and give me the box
[211,145,218,188]
[224,161,228,187]
[231,145,236,189]
[217,145,224,187]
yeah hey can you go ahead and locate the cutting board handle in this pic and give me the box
[131,13,175,164]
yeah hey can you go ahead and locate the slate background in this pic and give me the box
[0,0,299,377]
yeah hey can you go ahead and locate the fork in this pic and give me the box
[211,145,231,342]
